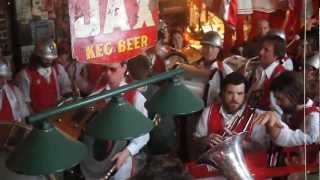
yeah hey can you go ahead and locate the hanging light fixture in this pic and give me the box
[86,96,154,140]
[146,78,204,115]
[6,122,87,175]
[6,68,198,175]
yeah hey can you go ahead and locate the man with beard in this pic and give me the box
[255,71,319,147]
[255,71,319,175]
[193,72,264,152]
[187,72,318,179]
[187,72,272,179]
[16,38,72,113]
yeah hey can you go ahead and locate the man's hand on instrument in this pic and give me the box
[254,111,283,129]
[254,111,283,139]
[204,133,223,148]
[111,148,131,169]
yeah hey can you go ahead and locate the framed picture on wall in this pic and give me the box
[30,20,55,43]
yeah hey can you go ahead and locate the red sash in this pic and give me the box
[258,64,285,110]
[203,61,224,106]
[0,89,14,122]
[269,105,320,169]
[87,64,108,90]
[207,104,256,135]
[123,90,136,105]
[285,105,320,163]
[289,105,320,130]
[94,90,137,109]
[26,66,59,113]
[186,104,267,179]
[152,56,166,74]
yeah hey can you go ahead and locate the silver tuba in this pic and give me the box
[198,133,253,180]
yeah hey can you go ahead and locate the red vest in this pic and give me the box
[87,64,108,90]
[123,90,136,105]
[207,104,255,135]
[285,105,320,164]
[26,66,59,113]
[258,64,285,110]
[94,89,137,109]
[0,88,14,122]
[187,104,268,179]
[268,105,320,173]
[152,56,166,74]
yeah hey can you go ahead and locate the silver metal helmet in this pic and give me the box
[201,31,223,48]
[269,30,286,40]
[0,60,11,77]
[158,19,168,34]
[35,38,58,60]
[307,53,320,70]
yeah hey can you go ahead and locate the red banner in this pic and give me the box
[69,0,158,64]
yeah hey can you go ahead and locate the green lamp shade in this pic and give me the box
[146,79,204,115]
[86,97,154,140]
[6,125,87,175]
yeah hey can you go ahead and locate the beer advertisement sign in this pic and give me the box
[69,0,158,64]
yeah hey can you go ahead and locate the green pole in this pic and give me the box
[27,68,184,124]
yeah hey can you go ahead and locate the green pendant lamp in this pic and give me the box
[86,96,154,140]
[146,78,204,115]
[6,122,87,175]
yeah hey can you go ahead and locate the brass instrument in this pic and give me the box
[198,133,254,180]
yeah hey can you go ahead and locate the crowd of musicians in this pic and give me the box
[0,8,319,180]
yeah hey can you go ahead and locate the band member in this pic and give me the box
[305,53,319,103]
[56,41,90,96]
[255,71,319,173]
[268,29,294,71]
[16,38,72,113]
[83,62,149,180]
[243,19,270,58]
[179,31,233,106]
[193,72,267,152]
[0,61,29,121]
[250,0,275,38]
[187,72,273,179]
[256,71,319,147]
[187,72,316,179]
[145,19,171,74]
[170,27,185,50]
[249,34,287,115]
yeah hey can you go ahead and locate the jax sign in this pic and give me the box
[69,0,159,64]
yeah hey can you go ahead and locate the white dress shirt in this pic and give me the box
[0,84,29,121]
[87,80,150,180]
[274,99,320,146]
[91,80,149,155]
